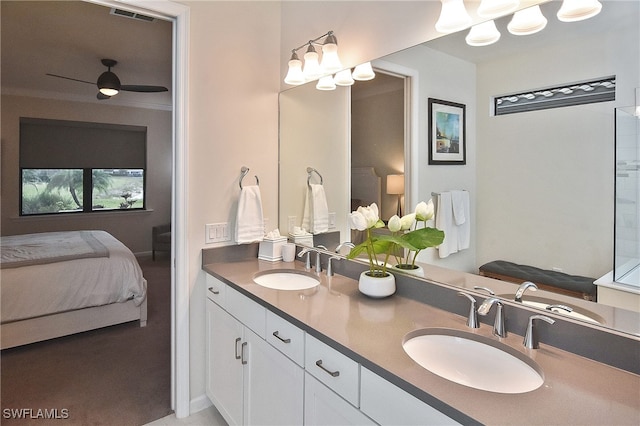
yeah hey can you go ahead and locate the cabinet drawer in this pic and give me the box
[226,285,266,338]
[266,311,305,367]
[360,367,460,425]
[305,333,359,407]
[205,274,226,308]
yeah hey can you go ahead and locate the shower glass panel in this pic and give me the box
[614,106,640,287]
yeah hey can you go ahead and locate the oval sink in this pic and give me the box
[253,269,320,291]
[497,294,605,325]
[403,328,543,394]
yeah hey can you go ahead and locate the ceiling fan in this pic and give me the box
[46,58,169,100]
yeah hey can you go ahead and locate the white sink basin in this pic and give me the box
[253,269,320,291]
[498,294,605,325]
[403,328,544,394]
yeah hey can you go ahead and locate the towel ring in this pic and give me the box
[240,166,259,190]
[307,167,323,186]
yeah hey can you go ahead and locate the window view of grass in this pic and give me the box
[21,169,144,215]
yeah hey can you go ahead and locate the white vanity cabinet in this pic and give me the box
[205,276,304,426]
[360,367,460,425]
[305,373,375,426]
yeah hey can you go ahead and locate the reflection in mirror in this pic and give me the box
[279,0,640,336]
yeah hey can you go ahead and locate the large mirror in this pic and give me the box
[279,1,640,335]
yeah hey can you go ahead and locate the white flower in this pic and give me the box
[400,213,415,230]
[415,200,434,221]
[388,215,402,232]
[349,203,380,231]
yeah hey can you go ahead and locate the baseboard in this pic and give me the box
[189,393,213,417]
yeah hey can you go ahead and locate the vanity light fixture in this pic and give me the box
[557,0,602,22]
[508,5,547,36]
[284,31,342,85]
[477,0,519,18]
[466,20,501,46]
[352,62,376,81]
[435,0,472,34]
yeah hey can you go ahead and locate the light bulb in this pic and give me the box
[334,69,354,86]
[508,5,547,36]
[435,0,472,34]
[557,0,602,22]
[316,75,336,91]
[284,52,305,85]
[352,62,375,81]
[465,20,501,46]
[320,33,342,73]
[303,44,322,81]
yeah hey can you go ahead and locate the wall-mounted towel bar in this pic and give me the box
[240,166,259,190]
[307,167,323,186]
[432,190,467,196]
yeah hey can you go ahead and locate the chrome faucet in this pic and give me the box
[335,242,355,254]
[326,255,342,277]
[523,314,555,349]
[457,292,479,329]
[314,245,327,273]
[297,247,314,270]
[546,304,573,313]
[515,281,538,302]
[477,297,506,337]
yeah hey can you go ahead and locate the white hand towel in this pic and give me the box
[235,185,264,244]
[435,191,458,259]
[451,190,467,226]
[453,190,470,250]
[302,184,329,234]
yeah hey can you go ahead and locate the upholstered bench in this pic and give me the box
[479,260,597,301]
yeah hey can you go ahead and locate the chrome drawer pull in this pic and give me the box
[234,337,242,360]
[316,360,340,377]
[208,287,220,295]
[272,331,291,344]
[241,342,248,365]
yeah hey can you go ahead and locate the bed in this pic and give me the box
[1,230,147,349]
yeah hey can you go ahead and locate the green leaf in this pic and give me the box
[401,227,445,250]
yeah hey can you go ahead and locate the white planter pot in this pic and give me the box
[393,264,425,277]
[358,271,396,298]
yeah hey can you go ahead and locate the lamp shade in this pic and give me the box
[316,75,336,91]
[320,33,342,73]
[352,62,375,81]
[284,52,305,85]
[466,20,501,46]
[97,71,120,96]
[386,174,404,195]
[477,0,519,18]
[557,0,602,22]
[334,69,355,86]
[435,0,472,34]
[303,45,322,80]
[508,5,547,35]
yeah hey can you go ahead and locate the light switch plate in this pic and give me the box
[205,223,230,243]
[329,212,336,229]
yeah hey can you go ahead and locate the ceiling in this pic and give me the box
[1,1,173,110]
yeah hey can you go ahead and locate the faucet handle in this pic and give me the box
[297,247,313,270]
[327,256,342,277]
[478,297,506,338]
[523,315,555,349]
[458,292,479,329]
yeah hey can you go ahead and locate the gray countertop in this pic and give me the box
[203,258,640,425]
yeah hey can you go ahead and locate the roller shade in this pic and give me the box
[20,118,146,169]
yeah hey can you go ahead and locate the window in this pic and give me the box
[493,76,616,116]
[19,118,147,216]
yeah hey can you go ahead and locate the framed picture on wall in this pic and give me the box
[428,98,466,165]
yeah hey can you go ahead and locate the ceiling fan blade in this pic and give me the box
[47,73,95,86]
[120,85,168,93]
[97,92,111,100]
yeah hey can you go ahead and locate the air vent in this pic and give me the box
[110,8,155,22]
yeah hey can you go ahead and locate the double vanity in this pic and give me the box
[202,245,640,425]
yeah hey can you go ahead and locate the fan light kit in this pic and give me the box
[47,58,168,100]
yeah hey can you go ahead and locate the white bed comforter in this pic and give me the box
[1,230,147,323]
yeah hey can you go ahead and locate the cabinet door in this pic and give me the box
[304,373,375,426]
[206,299,244,426]
[243,328,304,426]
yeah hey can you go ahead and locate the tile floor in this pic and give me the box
[145,406,227,426]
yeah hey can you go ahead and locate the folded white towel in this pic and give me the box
[235,185,264,244]
[302,184,329,234]
[451,190,467,226]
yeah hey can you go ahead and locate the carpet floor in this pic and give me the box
[1,256,173,426]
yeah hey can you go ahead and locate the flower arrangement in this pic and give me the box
[347,201,444,276]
